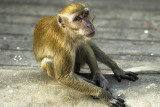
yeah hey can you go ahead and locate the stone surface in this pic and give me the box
[0,0,160,107]
[0,70,160,107]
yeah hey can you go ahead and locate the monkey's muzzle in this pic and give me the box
[87,31,95,37]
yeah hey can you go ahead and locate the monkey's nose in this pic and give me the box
[87,24,91,28]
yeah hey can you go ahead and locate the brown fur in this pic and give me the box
[33,3,109,100]
[33,3,137,106]
[60,3,85,14]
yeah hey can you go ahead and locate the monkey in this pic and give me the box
[33,3,138,107]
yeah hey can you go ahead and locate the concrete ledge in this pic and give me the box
[125,66,160,74]
[0,68,160,107]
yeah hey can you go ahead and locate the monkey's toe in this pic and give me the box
[124,71,139,81]
[109,97,126,107]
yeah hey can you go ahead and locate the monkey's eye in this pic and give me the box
[84,11,89,17]
[75,16,82,21]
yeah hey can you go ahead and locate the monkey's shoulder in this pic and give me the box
[35,16,56,27]
[39,16,57,23]
[35,16,61,34]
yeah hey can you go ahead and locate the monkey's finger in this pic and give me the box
[116,101,126,107]
[109,103,117,107]
[111,99,126,107]
[113,98,125,107]
[125,72,139,80]
[110,103,119,107]
[125,71,138,76]
[115,98,125,103]
[121,75,137,81]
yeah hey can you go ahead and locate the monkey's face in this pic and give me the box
[71,10,95,37]
[58,9,95,38]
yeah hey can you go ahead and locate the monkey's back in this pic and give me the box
[33,16,63,62]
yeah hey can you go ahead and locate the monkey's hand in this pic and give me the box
[113,68,138,82]
[99,89,126,107]
[108,97,126,107]
[92,72,111,92]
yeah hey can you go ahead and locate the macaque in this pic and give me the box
[33,3,138,107]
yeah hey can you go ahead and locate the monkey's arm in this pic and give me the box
[89,42,138,82]
[59,73,125,106]
[79,44,111,91]
[53,53,124,106]
[53,52,103,96]
[58,68,126,107]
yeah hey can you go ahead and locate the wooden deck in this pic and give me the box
[0,0,160,107]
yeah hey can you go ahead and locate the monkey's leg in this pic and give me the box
[89,42,138,82]
[58,73,125,107]
[74,63,81,74]
[41,57,95,85]
[74,51,98,86]
[41,57,97,92]
[41,58,95,86]
[74,62,98,87]
[41,58,55,78]
[79,44,111,92]
[54,53,125,107]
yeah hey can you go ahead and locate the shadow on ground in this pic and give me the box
[0,70,160,107]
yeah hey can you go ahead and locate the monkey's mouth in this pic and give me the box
[87,31,95,37]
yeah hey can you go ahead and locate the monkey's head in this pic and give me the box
[57,3,95,38]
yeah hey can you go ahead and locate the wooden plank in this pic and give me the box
[0,65,41,71]
[1,9,160,22]
[0,50,38,66]
[0,23,34,35]
[0,50,160,68]
[1,0,160,11]
[86,1,160,11]
[0,23,160,42]
[96,30,160,42]
[1,59,160,74]
[0,36,160,56]
[0,29,160,42]
[95,19,160,30]
[95,39,160,56]
[1,13,160,30]
[1,54,160,74]
[0,34,32,41]
[0,14,41,25]
[1,3,160,21]
[0,3,61,17]
[1,0,160,4]
[95,10,160,21]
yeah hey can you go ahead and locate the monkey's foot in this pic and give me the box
[113,69,138,82]
[109,97,126,107]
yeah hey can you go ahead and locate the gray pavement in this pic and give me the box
[0,69,160,107]
[0,0,160,107]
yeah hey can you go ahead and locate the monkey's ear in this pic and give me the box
[57,15,65,28]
